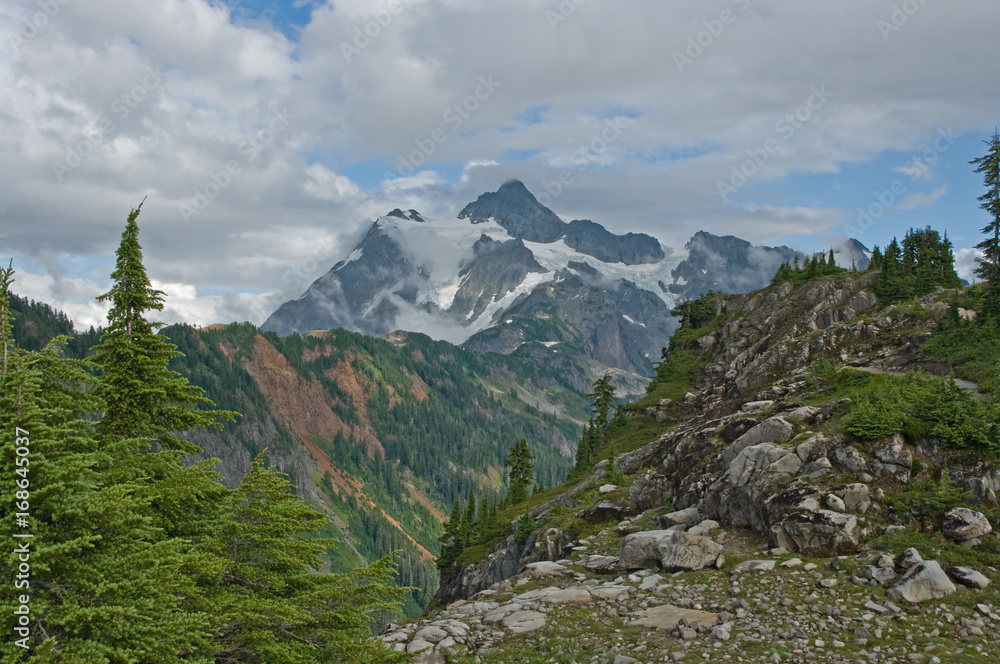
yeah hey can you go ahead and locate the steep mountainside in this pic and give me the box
[407,272,1000,663]
[263,180,825,385]
[161,322,592,615]
[6,294,589,618]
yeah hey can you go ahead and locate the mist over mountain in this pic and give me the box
[263,180,865,382]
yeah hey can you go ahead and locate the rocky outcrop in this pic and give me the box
[435,533,535,602]
[697,272,883,399]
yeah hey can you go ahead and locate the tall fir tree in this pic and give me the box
[436,500,463,571]
[87,201,236,541]
[587,374,617,436]
[971,129,1000,319]
[89,199,236,451]
[504,438,535,505]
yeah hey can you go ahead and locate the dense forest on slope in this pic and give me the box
[3,291,583,617]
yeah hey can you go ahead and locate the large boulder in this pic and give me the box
[887,560,956,603]
[773,510,861,556]
[941,508,993,547]
[620,530,724,572]
[632,604,719,631]
[829,444,867,473]
[830,483,871,513]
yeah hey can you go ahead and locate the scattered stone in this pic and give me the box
[524,561,569,577]
[658,507,703,528]
[780,558,803,568]
[598,483,618,495]
[407,638,433,653]
[583,554,620,572]
[856,565,897,587]
[612,656,640,664]
[500,610,547,633]
[732,559,776,573]
[687,519,720,537]
[864,600,890,614]
[539,587,593,604]
[825,493,847,512]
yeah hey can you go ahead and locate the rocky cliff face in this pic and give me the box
[430,273,999,643]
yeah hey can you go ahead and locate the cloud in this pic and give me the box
[898,185,948,210]
[2,0,999,330]
[954,247,983,285]
[303,163,363,200]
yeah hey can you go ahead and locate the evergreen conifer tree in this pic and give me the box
[504,438,535,505]
[1,265,218,661]
[971,129,1000,319]
[209,454,407,663]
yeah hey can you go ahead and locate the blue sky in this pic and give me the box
[1,0,997,328]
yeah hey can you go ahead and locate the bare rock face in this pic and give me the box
[941,507,993,547]
[887,560,957,603]
[721,417,794,469]
[869,433,912,481]
[773,510,861,557]
[619,530,724,572]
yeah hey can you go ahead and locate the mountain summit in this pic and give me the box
[262,181,827,382]
[458,179,566,243]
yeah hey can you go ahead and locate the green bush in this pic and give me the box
[844,395,905,440]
